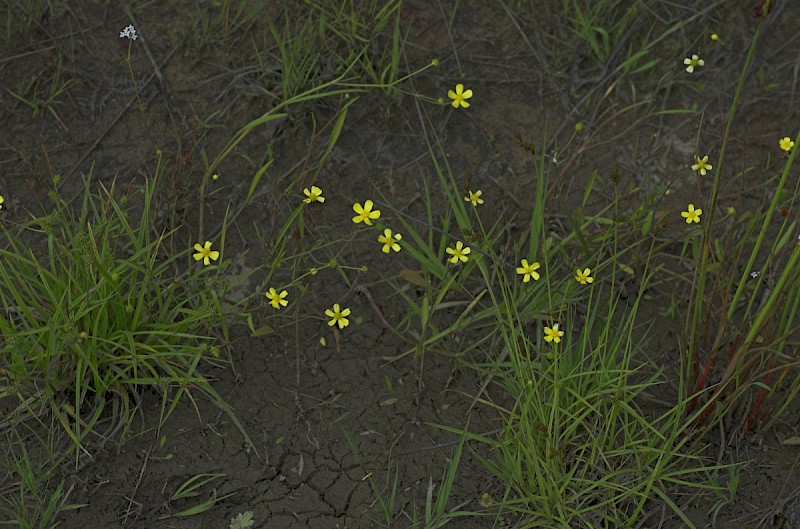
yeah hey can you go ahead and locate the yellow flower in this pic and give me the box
[464,190,484,206]
[726,206,735,216]
[516,259,540,282]
[447,83,473,108]
[212,173,220,180]
[575,268,593,285]
[378,228,402,253]
[683,54,704,73]
[265,288,288,309]
[193,241,220,265]
[0,195,4,209]
[544,323,564,344]
[325,303,351,329]
[691,155,712,175]
[446,241,471,264]
[303,185,325,204]
[681,204,703,224]
[352,200,381,225]
[779,137,795,152]
[710,33,719,41]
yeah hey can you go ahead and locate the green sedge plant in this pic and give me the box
[186,0,265,51]
[0,161,251,462]
[0,432,82,529]
[343,425,480,528]
[681,0,800,436]
[260,0,408,101]
[4,65,73,131]
[160,473,235,519]
[352,96,732,526]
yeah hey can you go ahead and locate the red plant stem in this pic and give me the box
[727,333,741,363]
[743,368,775,436]
[687,352,716,419]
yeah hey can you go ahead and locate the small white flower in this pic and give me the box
[683,54,704,73]
[119,24,138,40]
[750,271,759,279]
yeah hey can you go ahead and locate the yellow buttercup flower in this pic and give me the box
[303,185,325,204]
[710,33,719,41]
[446,241,471,264]
[193,241,220,265]
[325,304,351,329]
[0,195,4,209]
[779,137,795,152]
[575,268,593,285]
[544,324,565,344]
[691,155,712,175]
[377,228,402,253]
[352,200,381,225]
[465,190,484,206]
[447,83,473,108]
[265,288,288,309]
[516,259,540,282]
[681,204,703,224]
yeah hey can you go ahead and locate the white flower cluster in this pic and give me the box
[119,24,137,40]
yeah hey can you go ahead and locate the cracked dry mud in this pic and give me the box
[57,325,495,528]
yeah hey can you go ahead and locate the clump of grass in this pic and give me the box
[344,425,478,528]
[0,433,77,529]
[0,157,250,458]
[185,0,265,51]
[4,59,73,131]
[368,112,724,526]
[252,0,416,105]
[680,4,800,436]
[0,1,69,45]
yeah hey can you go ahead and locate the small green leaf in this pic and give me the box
[399,268,427,287]
[251,325,275,337]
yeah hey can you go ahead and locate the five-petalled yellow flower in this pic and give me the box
[193,241,220,265]
[516,259,540,282]
[447,83,473,108]
[465,190,484,206]
[265,288,288,309]
[352,200,381,225]
[326,304,351,329]
[691,155,712,175]
[681,204,703,224]
[575,268,593,285]
[303,185,325,204]
[779,137,795,152]
[544,324,565,344]
[378,228,402,253]
[446,241,471,264]
[683,54,704,73]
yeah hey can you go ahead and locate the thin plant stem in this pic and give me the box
[685,3,769,375]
